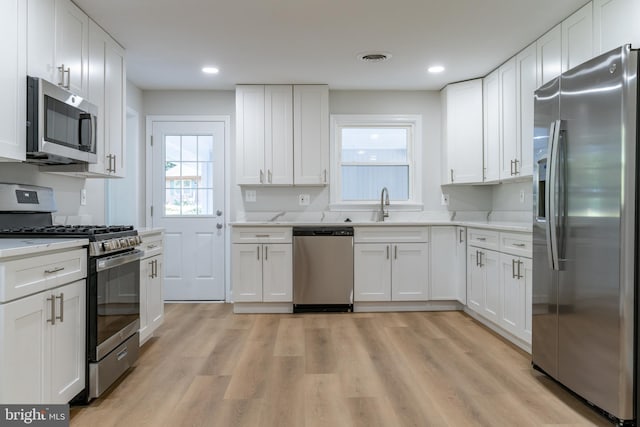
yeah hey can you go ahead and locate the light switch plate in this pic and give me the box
[80,188,87,206]
[245,190,256,202]
[441,193,449,206]
[519,190,525,204]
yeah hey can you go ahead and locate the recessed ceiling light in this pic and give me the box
[428,65,445,73]
[202,67,219,74]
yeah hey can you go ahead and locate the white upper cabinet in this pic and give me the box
[265,85,294,185]
[515,43,538,178]
[236,85,266,185]
[441,79,484,184]
[483,69,500,182]
[26,0,56,83]
[54,0,89,97]
[0,0,26,161]
[593,0,640,54]
[87,20,126,177]
[537,24,562,86]
[499,58,518,180]
[236,85,293,185]
[293,85,329,185]
[561,2,594,73]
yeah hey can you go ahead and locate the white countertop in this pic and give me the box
[0,238,89,259]
[229,220,532,233]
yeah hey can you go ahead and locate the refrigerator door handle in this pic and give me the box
[547,120,562,271]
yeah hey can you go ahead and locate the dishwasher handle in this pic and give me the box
[292,227,354,237]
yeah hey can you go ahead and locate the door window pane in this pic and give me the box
[164,134,215,216]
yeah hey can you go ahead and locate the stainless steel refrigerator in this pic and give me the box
[532,44,639,424]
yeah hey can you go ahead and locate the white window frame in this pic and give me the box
[330,114,423,210]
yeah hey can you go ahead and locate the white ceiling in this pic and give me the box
[74,0,588,91]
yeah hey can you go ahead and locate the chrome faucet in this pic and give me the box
[379,187,390,221]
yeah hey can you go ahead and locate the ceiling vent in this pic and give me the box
[358,52,391,63]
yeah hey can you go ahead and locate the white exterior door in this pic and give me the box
[150,119,226,300]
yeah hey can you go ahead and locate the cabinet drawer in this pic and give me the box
[0,248,87,303]
[232,227,292,244]
[141,233,164,259]
[499,232,532,257]
[467,228,499,250]
[354,226,429,243]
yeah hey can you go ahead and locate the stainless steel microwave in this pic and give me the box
[26,76,98,164]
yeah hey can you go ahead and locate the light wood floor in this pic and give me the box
[70,304,612,427]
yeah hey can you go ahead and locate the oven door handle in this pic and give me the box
[97,249,143,272]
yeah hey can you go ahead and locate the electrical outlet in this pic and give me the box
[441,193,450,206]
[298,194,310,206]
[519,190,525,204]
[80,188,87,206]
[245,190,256,202]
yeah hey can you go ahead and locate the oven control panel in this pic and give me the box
[90,235,142,256]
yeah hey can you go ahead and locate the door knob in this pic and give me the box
[216,210,223,216]
[216,223,223,229]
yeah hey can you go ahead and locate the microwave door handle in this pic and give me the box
[78,113,92,151]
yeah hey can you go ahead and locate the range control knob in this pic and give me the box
[102,241,111,251]
[120,238,128,248]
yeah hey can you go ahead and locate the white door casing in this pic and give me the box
[148,118,228,300]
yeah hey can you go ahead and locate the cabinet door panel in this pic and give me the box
[516,43,537,177]
[466,249,483,313]
[499,254,522,336]
[537,24,562,86]
[483,70,500,182]
[236,86,265,185]
[55,0,89,97]
[105,38,126,177]
[482,250,500,323]
[392,243,429,301]
[293,85,329,185]
[0,292,49,404]
[499,58,517,179]
[50,280,85,403]
[430,227,458,300]
[0,0,26,162]
[232,244,263,301]
[593,0,640,55]
[265,85,293,185]
[561,2,593,73]
[263,244,292,302]
[27,0,56,83]
[522,257,533,343]
[139,259,151,342]
[354,244,391,301]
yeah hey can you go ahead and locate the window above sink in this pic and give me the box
[330,114,423,210]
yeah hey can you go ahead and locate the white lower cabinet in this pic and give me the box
[232,243,292,303]
[139,231,164,346]
[430,226,466,303]
[0,279,85,404]
[466,247,500,323]
[354,240,429,302]
[467,228,532,347]
[499,254,532,343]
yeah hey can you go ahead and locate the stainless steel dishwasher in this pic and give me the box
[293,227,354,312]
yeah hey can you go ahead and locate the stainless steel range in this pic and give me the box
[0,183,142,403]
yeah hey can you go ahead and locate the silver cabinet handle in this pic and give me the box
[514,159,519,175]
[113,155,117,174]
[450,169,454,183]
[478,251,483,268]
[511,259,517,279]
[323,169,327,183]
[56,293,64,322]
[386,245,390,260]
[394,245,398,260]
[47,295,56,325]
[44,266,65,274]
[268,169,272,183]
[147,244,158,249]
[510,160,515,176]
[265,246,268,261]
[513,243,526,247]
[517,259,523,279]
[475,250,479,267]
[149,260,155,278]
[116,347,128,361]
[259,169,264,184]
[57,64,70,89]
[459,228,464,243]
[154,259,158,278]
[477,237,486,241]
[257,246,260,260]
[255,234,270,238]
